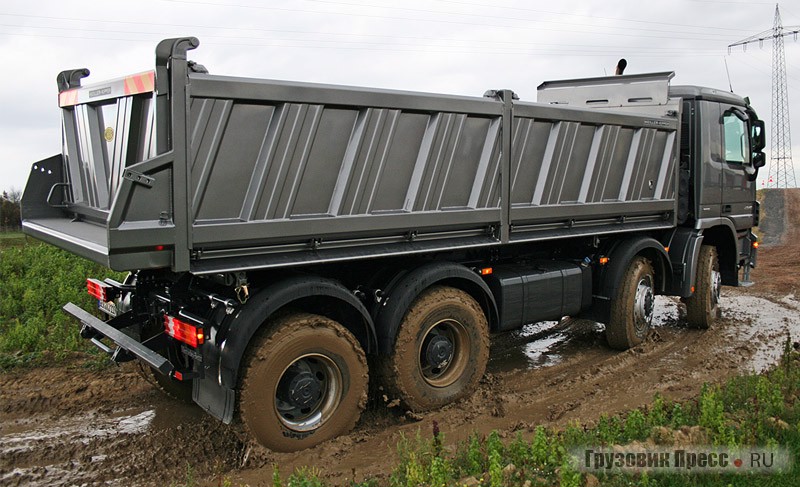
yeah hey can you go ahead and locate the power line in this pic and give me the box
[730,4,799,188]
[0,13,728,51]
[429,0,748,32]
[159,0,739,42]
[299,0,738,37]
[0,30,725,57]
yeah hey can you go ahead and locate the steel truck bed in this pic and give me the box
[22,37,679,274]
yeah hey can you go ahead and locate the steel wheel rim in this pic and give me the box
[634,275,655,334]
[417,318,470,388]
[711,269,722,306]
[274,353,342,432]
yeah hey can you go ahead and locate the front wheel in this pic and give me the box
[685,245,721,329]
[606,256,655,350]
[239,312,368,452]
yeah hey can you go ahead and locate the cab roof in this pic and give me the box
[669,85,747,106]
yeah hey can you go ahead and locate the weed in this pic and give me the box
[648,393,667,427]
[530,425,550,466]
[466,433,484,476]
[558,457,581,487]
[623,409,648,441]
[488,441,502,486]
[0,242,125,368]
[287,467,324,487]
[508,431,530,468]
[273,464,282,487]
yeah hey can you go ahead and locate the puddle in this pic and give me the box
[717,294,800,373]
[489,294,800,374]
[0,409,155,456]
[0,409,153,486]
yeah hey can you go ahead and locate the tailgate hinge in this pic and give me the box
[123,169,155,188]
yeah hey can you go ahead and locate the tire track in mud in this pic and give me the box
[231,293,800,485]
[1,294,798,486]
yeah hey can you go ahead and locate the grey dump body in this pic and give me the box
[22,39,681,274]
[21,38,762,440]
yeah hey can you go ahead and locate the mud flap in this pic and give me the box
[740,231,758,287]
[194,340,237,424]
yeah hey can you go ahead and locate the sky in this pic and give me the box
[1,0,799,193]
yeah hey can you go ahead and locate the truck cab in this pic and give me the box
[670,86,765,286]
[670,86,765,230]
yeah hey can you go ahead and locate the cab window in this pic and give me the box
[723,112,750,164]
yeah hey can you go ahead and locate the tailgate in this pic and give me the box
[21,38,201,271]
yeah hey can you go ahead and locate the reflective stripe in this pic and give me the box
[58,89,79,107]
[123,71,155,96]
[58,70,155,108]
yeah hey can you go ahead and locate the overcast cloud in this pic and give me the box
[1,0,798,191]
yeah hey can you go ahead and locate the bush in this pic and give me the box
[0,242,124,367]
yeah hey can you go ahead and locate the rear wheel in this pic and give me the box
[685,245,720,329]
[136,357,193,403]
[606,256,655,350]
[379,286,489,412]
[239,312,368,452]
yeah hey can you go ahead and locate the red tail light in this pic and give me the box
[164,315,205,348]
[87,279,115,302]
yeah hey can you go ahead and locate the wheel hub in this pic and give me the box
[274,354,342,432]
[285,370,322,409]
[711,269,722,305]
[634,278,655,330]
[425,335,454,370]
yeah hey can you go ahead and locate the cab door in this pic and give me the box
[696,101,723,222]
[720,106,756,231]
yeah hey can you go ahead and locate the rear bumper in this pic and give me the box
[63,302,174,376]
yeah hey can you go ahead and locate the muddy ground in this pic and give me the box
[1,189,799,487]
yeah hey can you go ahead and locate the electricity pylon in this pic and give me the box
[729,4,799,188]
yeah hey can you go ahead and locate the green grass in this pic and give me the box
[0,239,125,369]
[0,231,27,250]
[271,337,800,487]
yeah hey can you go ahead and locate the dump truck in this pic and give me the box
[22,37,764,452]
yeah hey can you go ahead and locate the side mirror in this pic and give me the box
[753,151,766,169]
[747,152,766,181]
[752,120,766,152]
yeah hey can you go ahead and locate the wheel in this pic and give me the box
[136,358,193,403]
[379,286,489,412]
[685,245,720,329]
[606,256,655,350]
[239,312,368,452]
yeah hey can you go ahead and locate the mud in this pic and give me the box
[1,190,798,487]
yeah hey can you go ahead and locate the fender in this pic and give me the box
[373,261,499,354]
[217,275,376,390]
[664,227,704,297]
[588,237,671,324]
[694,220,739,286]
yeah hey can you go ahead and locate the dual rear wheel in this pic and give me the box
[238,287,489,452]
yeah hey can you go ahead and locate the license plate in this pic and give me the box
[98,299,118,317]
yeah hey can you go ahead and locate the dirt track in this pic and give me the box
[1,189,798,487]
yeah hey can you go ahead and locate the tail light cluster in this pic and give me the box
[164,314,205,348]
[87,279,116,302]
[86,277,205,349]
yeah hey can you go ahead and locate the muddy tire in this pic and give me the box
[378,286,489,412]
[239,312,368,452]
[135,361,194,403]
[685,245,720,329]
[606,257,655,351]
